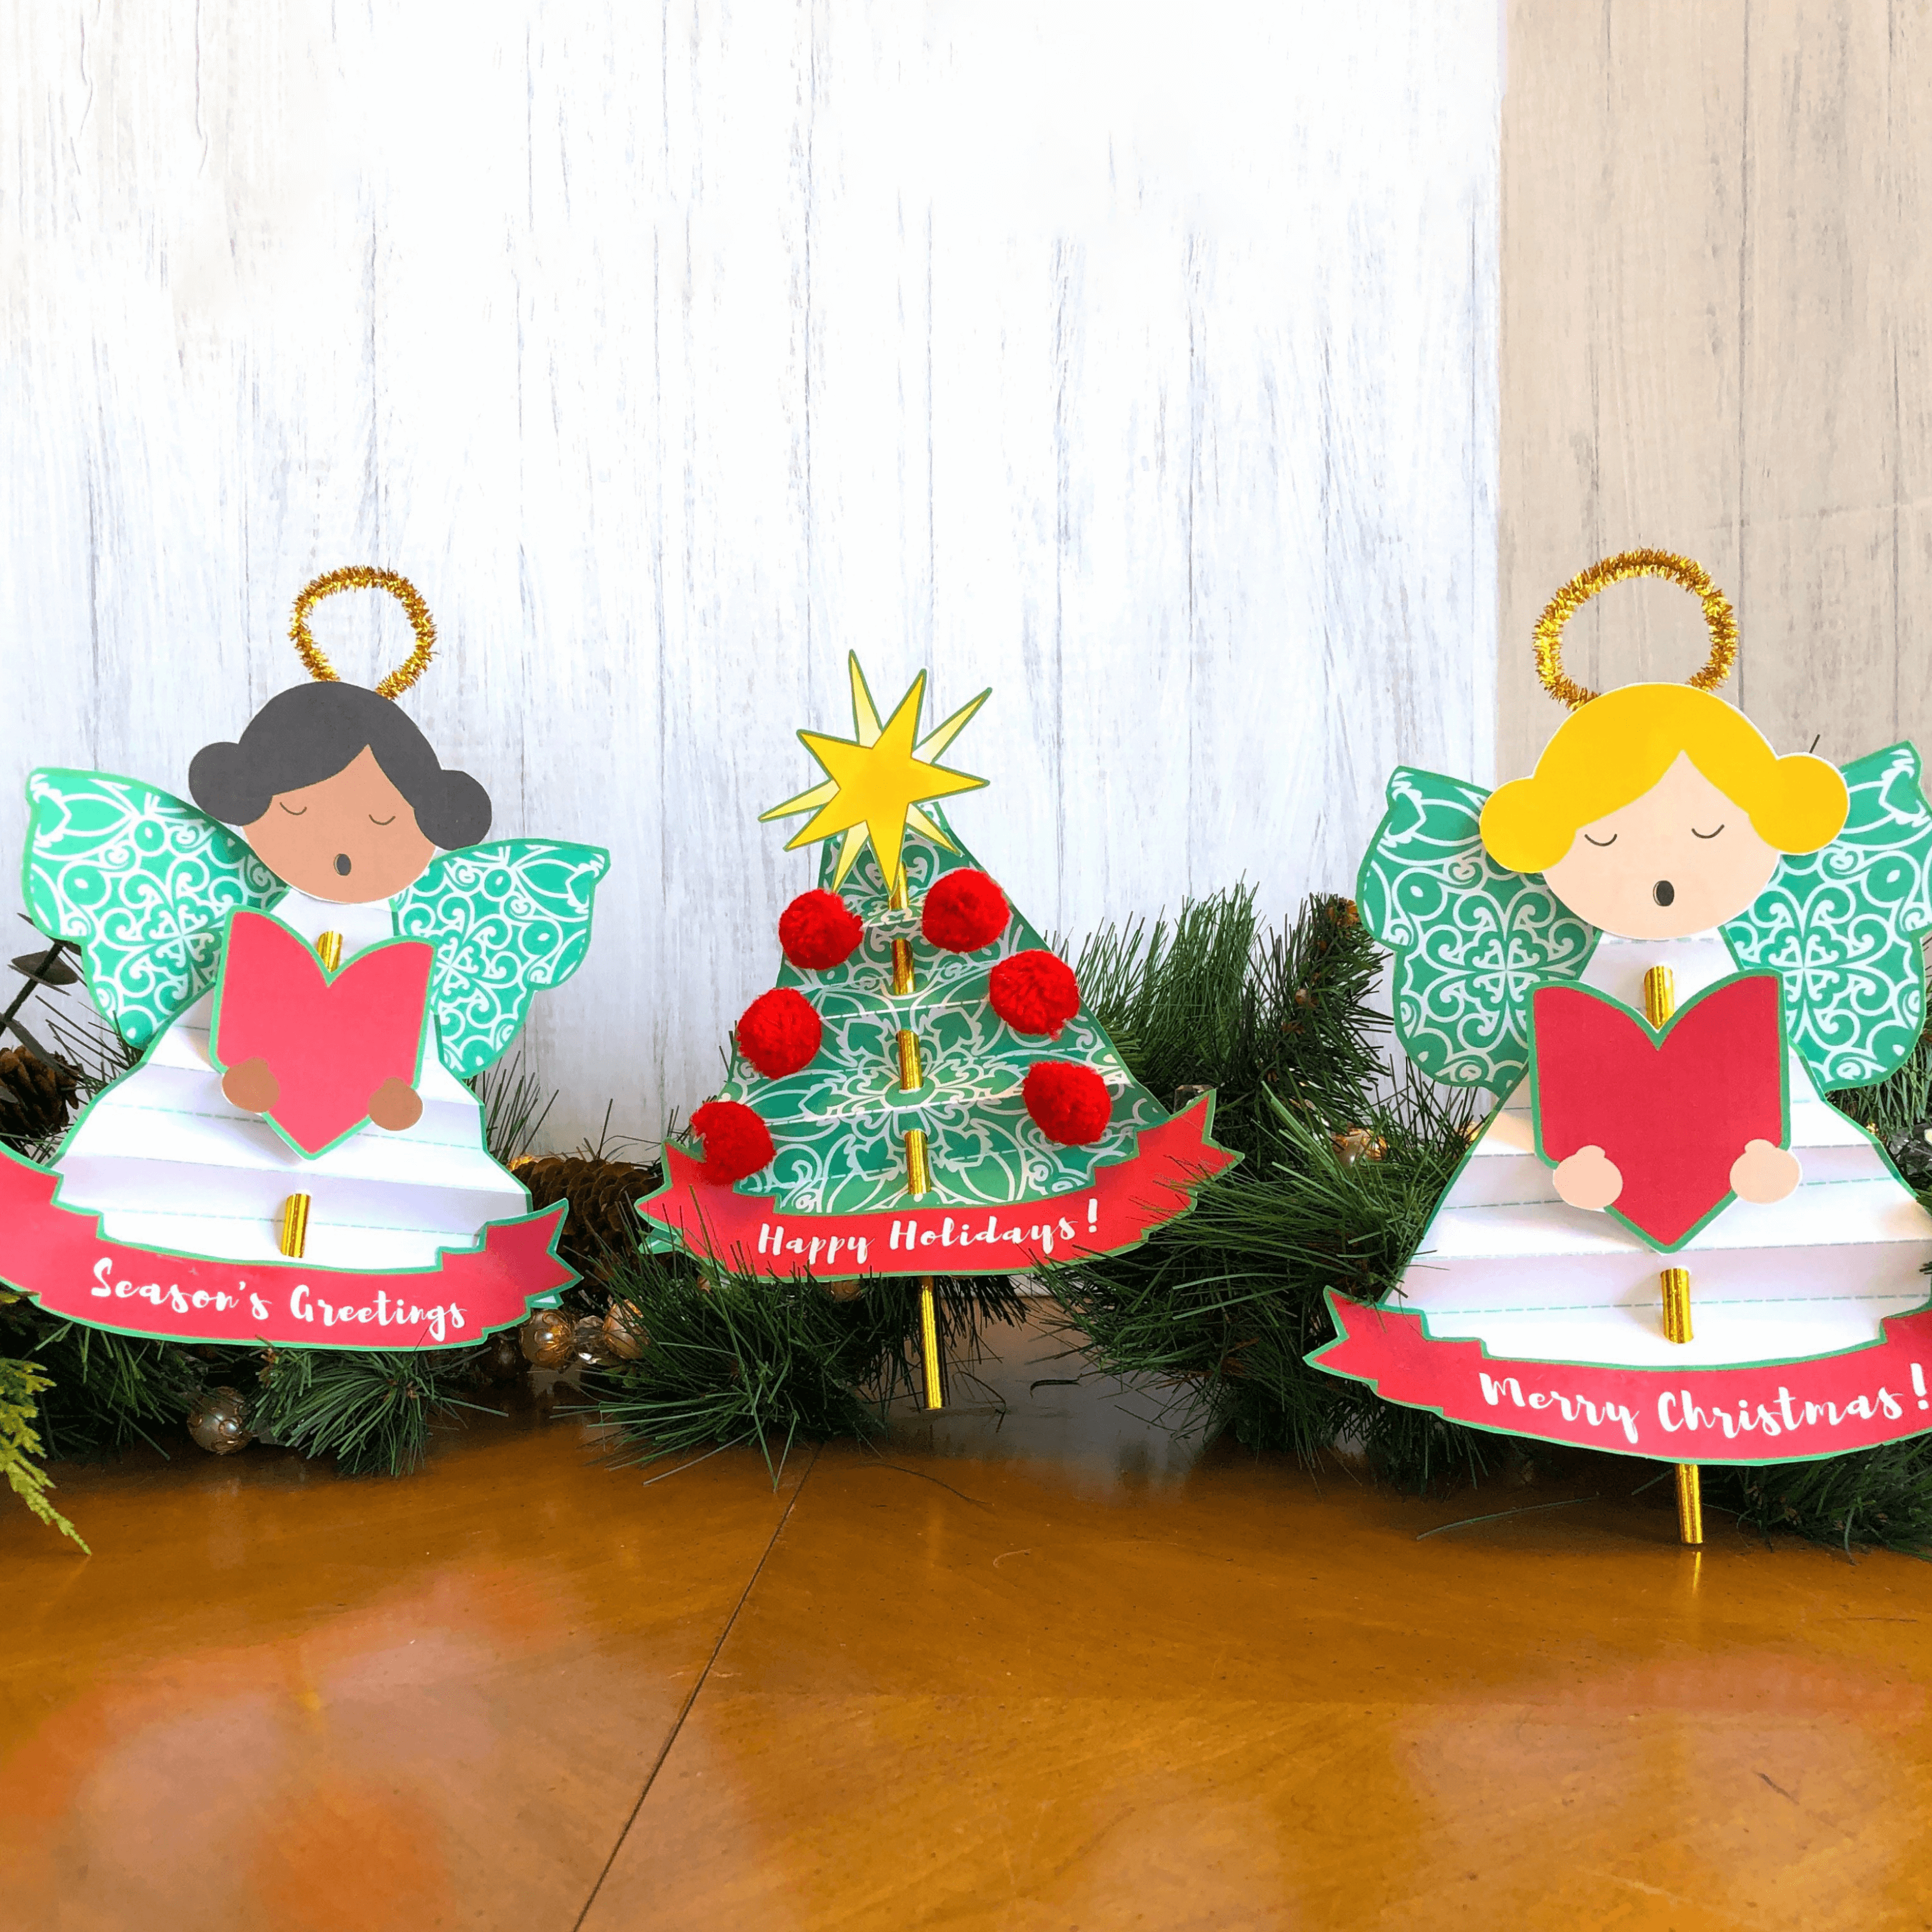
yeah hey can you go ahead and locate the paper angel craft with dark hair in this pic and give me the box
[3,571,607,1349]
[1315,553,1932,1523]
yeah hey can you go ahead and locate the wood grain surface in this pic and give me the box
[10,1316,1932,1930]
[1501,0,1932,778]
[1,2,1499,1150]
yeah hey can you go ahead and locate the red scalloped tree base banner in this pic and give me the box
[636,1098,1237,1278]
[1310,1289,1932,1464]
[0,1148,573,1348]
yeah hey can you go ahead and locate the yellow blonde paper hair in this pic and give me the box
[1479,683,1849,874]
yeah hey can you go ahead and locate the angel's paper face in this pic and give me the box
[241,747,436,903]
[1541,753,1779,939]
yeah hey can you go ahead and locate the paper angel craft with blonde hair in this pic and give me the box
[1350,555,1932,1377]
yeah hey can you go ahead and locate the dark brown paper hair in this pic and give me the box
[188,683,491,850]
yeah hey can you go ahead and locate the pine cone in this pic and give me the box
[518,1154,657,1281]
[0,1046,79,1143]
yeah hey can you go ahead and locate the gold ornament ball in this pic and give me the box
[600,1306,649,1359]
[571,1315,621,1370]
[821,1278,865,1303]
[520,1308,576,1368]
[187,1386,253,1456]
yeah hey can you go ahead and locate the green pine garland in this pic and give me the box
[1051,889,1502,1486]
[1052,888,1932,1554]
[12,894,1932,1558]
[0,1293,501,1504]
[589,1247,1026,1478]
[249,1345,501,1475]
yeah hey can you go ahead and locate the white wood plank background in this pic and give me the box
[1501,0,1932,779]
[1,1,1499,1151]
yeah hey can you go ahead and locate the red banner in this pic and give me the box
[636,1097,1237,1278]
[0,1150,573,1348]
[1311,1290,1932,1463]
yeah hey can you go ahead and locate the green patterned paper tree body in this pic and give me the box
[736,815,1168,1218]
[638,659,1234,1403]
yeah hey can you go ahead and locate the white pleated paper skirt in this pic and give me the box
[46,888,527,1271]
[1396,930,1932,1370]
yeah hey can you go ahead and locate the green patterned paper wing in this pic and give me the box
[1357,767,1597,1093]
[1723,742,1932,1090]
[23,768,283,1048]
[395,840,610,1078]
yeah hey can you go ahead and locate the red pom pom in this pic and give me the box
[987,949,1080,1038]
[779,889,863,970]
[921,869,1010,953]
[689,1100,776,1185]
[736,987,823,1079]
[1022,1061,1113,1145]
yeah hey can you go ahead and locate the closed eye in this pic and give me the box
[1582,832,1616,848]
[1692,823,1724,840]
[369,814,396,826]
[277,803,307,817]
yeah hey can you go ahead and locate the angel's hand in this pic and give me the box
[369,1076,423,1132]
[1731,1137,1801,1205]
[1553,1144,1623,1211]
[221,1056,279,1114]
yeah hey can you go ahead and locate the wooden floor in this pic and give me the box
[5,1315,1931,1931]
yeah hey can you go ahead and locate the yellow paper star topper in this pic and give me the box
[761,657,990,893]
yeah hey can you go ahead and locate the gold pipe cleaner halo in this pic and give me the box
[289,566,438,699]
[1532,548,1738,710]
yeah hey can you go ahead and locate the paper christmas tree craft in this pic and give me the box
[1311,550,1932,1541]
[2,568,607,1351]
[637,655,1236,1404]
